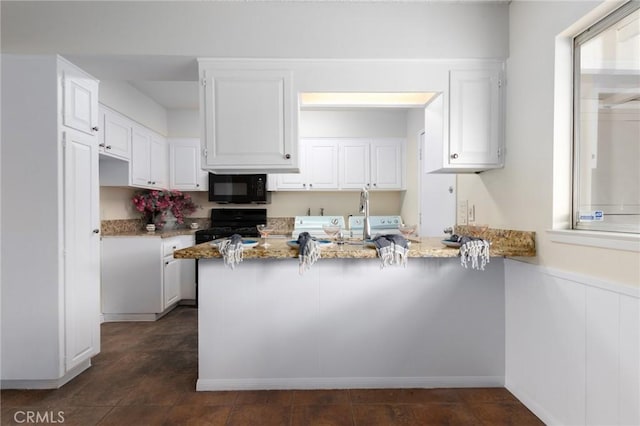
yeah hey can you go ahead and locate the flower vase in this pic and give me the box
[163,210,178,230]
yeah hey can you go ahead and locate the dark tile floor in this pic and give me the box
[1,307,544,425]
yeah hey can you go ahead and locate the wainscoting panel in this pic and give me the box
[505,259,640,426]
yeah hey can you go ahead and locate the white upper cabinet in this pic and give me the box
[274,138,405,191]
[150,132,168,189]
[340,139,370,190]
[199,61,298,173]
[62,65,100,136]
[130,124,167,189]
[275,140,339,190]
[425,65,504,173]
[169,138,208,191]
[370,139,405,189]
[339,138,405,190]
[99,105,131,161]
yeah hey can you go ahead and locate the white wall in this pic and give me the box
[457,0,639,288]
[167,109,199,138]
[99,80,168,136]
[505,260,639,426]
[1,2,508,60]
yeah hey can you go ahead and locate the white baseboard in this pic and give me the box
[196,376,505,391]
[1,359,91,390]
[506,382,564,426]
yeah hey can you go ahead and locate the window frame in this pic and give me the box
[571,1,640,235]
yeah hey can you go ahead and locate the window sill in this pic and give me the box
[547,229,640,253]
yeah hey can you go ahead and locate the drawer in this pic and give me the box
[162,239,181,257]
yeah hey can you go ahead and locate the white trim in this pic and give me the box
[507,258,639,298]
[1,360,91,390]
[196,376,505,392]
[547,229,640,253]
[506,382,564,426]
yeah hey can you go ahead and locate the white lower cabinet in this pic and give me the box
[102,235,195,321]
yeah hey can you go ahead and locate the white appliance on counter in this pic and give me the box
[348,215,403,239]
[292,216,346,239]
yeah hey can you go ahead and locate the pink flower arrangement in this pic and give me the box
[132,190,198,230]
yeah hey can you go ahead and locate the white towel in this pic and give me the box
[372,234,409,269]
[459,237,490,270]
[297,232,320,274]
[218,234,243,269]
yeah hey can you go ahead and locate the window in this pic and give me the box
[573,2,640,234]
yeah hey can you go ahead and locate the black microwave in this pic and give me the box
[208,173,271,204]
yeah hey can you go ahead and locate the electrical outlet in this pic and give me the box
[457,200,468,225]
[468,204,476,223]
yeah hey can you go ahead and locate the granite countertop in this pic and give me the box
[101,229,198,238]
[174,228,536,260]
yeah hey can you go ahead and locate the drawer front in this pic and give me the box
[162,239,180,257]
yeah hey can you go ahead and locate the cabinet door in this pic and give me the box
[339,139,370,189]
[150,133,168,189]
[201,67,297,171]
[63,129,100,371]
[276,143,307,190]
[177,236,196,300]
[169,139,207,191]
[164,258,181,310]
[101,106,131,160]
[62,67,99,136]
[305,139,339,190]
[370,139,405,190]
[449,69,502,167]
[131,126,152,187]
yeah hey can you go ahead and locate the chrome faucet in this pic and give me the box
[359,188,371,240]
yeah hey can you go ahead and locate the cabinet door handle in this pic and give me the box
[303,183,306,188]
[92,126,99,132]
[196,184,200,187]
[147,181,152,184]
[105,145,112,150]
[92,229,100,234]
[309,183,313,188]
[373,183,377,187]
[99,143,105,148]
[284,153,291,160]
[165,261,169,266]
[450,153,459,159]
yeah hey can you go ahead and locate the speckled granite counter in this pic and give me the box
[174,228,536,259]
[101,218,207,238]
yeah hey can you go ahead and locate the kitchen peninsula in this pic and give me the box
[175,227,535,391]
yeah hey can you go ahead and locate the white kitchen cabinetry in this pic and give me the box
[1,55,100,388]
[102,235,194,321]
[276,139,339,190]
[131,124,168,189]
[199,61,298,173]
[99,105,131,160]
[62,64,100,136]
[163,240,181,310]
[425,66,504,173]
[169,138,208,191]
[340,138,405,190]
[273,138,405,191]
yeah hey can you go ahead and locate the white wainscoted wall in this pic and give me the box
[505,260,640,426]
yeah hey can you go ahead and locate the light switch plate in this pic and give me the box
[457,200,468,225]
